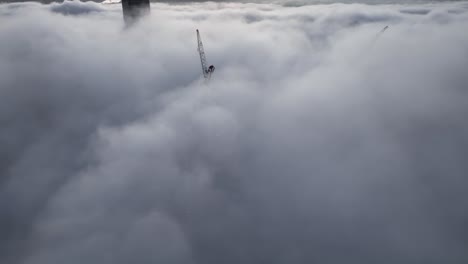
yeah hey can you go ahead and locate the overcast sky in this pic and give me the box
[1,0,466,4]
[1,1,468,264]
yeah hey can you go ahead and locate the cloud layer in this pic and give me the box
[1,1,468,264]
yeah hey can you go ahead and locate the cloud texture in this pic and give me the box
[1,1,468,263]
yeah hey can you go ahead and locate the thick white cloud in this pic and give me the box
[1,1,468,264]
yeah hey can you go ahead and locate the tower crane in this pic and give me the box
[380,25,389,34]
[196,29,215,80]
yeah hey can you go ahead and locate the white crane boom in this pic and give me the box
[196,29,215,80]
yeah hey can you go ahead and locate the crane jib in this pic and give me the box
[196,29,214,80]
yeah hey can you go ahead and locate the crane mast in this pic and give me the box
[196,29,215,80]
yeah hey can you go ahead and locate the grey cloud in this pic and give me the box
[399,8,431,15]
[50,0,103,15]
[1,1,468,264]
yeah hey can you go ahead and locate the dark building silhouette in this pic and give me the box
[121,0,150,24]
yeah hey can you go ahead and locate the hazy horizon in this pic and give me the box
[1,0,466,5]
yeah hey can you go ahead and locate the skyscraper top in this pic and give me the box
[121,0,150,25]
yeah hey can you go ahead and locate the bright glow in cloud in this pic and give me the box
[1,1,468,263]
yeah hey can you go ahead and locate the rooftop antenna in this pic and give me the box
[196,29,215,80]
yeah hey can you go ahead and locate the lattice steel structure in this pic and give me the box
[196,29,215,80]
